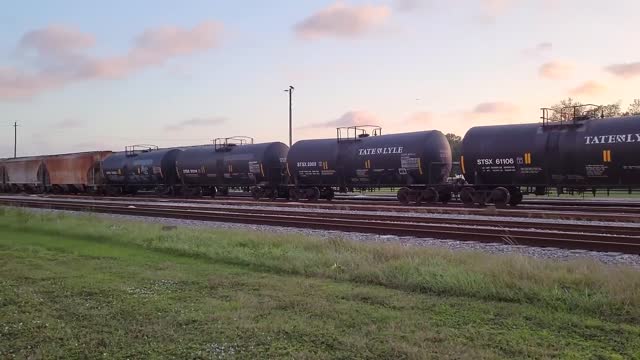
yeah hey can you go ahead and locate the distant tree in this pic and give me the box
[628,99,640,116]
[548,97,583,121]
[445,133,462,161]
[600,102,622,117]
[547,98,622,120]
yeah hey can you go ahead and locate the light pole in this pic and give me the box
[13,122,18,158]
[284,86,294,146]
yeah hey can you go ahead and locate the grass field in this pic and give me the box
[1,208,640,359]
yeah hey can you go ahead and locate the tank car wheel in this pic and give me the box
[397,187,411,205]
[322,187,335,201]
[460,187,475,206]
[289,188,300,202]
[509,190,523,207]
[421,188,439,204]
[251,187,264,200]
[490,187,511,208]
[268,188,278,201]
[307,187,321,202]
[439,192,452,204]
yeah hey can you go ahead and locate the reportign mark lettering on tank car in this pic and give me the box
[584,133,640,145]
[357,147,404,156]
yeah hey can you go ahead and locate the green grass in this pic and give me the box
[1,208,640,359]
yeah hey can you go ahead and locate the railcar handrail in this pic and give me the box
[213,136,254,151]
[540,104,603,126]
[336,125,382,142]
[125,144,158,157]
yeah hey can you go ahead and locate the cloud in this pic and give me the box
[394,0,428,12]
[19,25,95,58]
[478,0,515,22]
[569,81,606,96]
[472,101,519,114]
[406,112,433,124]
[303,111,380,128]
[605,62,640,79]
[164,117,226,131]
[523,42,552,56]
[539,61,574,79]
[0,22,222,100]
[294,2,390,39]
[54,119,84,129]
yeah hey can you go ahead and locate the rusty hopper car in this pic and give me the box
[43,151,113,193]
[287,126,452,203]
[0,160,6,192]
[461,105,640,206]
[2,157,47,193]
[101,145,182,194]
[175,137,289,199]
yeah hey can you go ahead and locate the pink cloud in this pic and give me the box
[406,112,433,124]
[164,116,226,131]
[569,81,606,96]
[294,2,390,39]
[523,42,552,57]
[19,25,95,57]
[539,61,574,79]
[0,21,222,100]
[605,62,640,79]
[303,111,381,128]
[394,0,427,12]
[472,101,519,114]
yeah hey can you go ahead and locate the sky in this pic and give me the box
[1,0,639,157]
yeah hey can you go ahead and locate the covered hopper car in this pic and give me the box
[2,157,48,193]
[0,151,112,193]
[460,105,640,206]
[43,151,112,193]
[287,126,452,203]
[0,161,6,192]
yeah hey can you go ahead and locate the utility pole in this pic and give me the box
[13,122,18,158]
[284,86,294,147]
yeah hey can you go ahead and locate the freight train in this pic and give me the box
[1,105,639,206]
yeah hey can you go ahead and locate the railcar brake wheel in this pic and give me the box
[491,187,511,208]
[397,187,411,205]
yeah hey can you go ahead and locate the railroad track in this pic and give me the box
[2,197,640,254]
[8,194,640,223]
[13,192,640,214]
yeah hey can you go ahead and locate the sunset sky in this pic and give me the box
[1,0,639,157]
